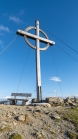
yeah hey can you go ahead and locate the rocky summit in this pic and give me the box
[0,97,78,139]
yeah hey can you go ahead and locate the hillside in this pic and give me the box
[0,100,78,139]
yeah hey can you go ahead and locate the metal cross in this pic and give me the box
[16,20,55,102]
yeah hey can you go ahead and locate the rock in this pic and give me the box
[17,115,25,121]
[36,132,42,139]
[75,99,78,104]
[44,103,51,107]
[34,128,39,132]
[6,113,11,118]
[12,111,17,115]
[45,111,50,115]
[22,100,29,106]
[35,109,41,112]
[70,102,77,107]
[32,98,37,103]
[46,97,64,106]
[64,97,72,104]
[0,121,13,130]
[50,114,61,120]
[64,97,77,106]
[31,103,51,107]
[13,121,17,126]
[32,131,45,139]
[17,114,31,124]
[65,102,69,106]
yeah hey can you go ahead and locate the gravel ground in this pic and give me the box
[0,104,78,139]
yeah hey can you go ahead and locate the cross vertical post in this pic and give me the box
[36,20,42,102]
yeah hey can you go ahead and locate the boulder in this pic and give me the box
[64,97,72,104]
[32,98,37,103]
[17,115,25,121]
[64,97,77,106]
[22,100,29,106]
[46,97,64,106]
[75,99,78,104]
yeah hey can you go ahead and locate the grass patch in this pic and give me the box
[40,133,45,139]
[9,133,22,139]
[55,119,60,122]
[58,107,78,132]
[44,127,48,131]
[50,130,56,134]
[68,131,78,139]
[0,126,12,132]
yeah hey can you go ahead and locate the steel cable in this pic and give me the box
[50,47,63,97]
[16,47,30,93]
[0,36,19,56]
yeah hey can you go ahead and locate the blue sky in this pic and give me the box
[0,0,78,99]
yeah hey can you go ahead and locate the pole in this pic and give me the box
[36,20,42,102]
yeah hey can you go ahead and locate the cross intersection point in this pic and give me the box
[17,28,55,50]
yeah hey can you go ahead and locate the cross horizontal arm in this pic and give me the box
[16,29,55,45]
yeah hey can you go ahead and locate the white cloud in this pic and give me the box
[0,25,10,32]
[50,77,61,82]
[3,12,24,24]
[9,16,23,24]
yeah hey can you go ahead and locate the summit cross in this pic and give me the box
[16,20,55,102]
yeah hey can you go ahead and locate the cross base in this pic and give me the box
[37,86,42,102]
